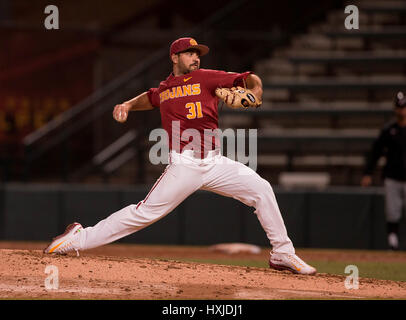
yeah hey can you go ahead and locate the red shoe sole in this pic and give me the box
[269,260,317,275]
[269,260,299,274]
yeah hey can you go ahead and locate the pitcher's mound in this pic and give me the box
[0,249,405,299]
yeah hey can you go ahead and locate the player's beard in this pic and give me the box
[188,62,199,72]
[179,59,199,74]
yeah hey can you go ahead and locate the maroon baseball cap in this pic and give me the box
[170,37,210,57]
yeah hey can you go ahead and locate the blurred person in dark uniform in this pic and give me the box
[361,91,406,250]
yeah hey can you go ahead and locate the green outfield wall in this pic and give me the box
[0,184,404,250]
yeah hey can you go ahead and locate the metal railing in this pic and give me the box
[70,130,138,181]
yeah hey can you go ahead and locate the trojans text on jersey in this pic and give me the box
[160,84,201,103]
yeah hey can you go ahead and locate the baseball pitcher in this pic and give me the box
[44,37,316,275]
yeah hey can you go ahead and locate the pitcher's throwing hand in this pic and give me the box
[113,103,130,122]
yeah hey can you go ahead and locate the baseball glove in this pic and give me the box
[215,86,262,109]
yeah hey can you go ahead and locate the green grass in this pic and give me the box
[175,258,406,282]
[311,261,406,282]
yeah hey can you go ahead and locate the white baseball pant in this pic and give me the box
[384,178,406,223]
[76,149,295,254]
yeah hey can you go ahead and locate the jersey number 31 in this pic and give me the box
[185,102,203,119]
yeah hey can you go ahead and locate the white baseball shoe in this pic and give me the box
[269,251,317,275]
[43,222,83,256]
[388,232,399,251]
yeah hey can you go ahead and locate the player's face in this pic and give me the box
[177,50,200,74]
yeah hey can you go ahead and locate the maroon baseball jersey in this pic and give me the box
[147,68,252,157]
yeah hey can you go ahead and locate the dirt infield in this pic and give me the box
[0,242,406,299]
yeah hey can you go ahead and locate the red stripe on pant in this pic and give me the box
[136,166,170,210]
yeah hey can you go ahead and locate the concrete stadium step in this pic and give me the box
[286,51,406,64]
[355,0,406,14]
[260,100,394,110]
[290,34,336,51]
[262,75,406,88]
[256,117,389,132]
[222,100,394,111]
[259,167,376,186]
[260,76,405,102]
[290,34,364,51]
[255,128,379,153]
[220,101,394,130]
[290,27,406,52]
[323,26,406,38]
[258,154,364,167]
[261,92,397,104]
[278,171,332,189]
[255,51,406,77]
[325,8,404,27]
[257,138,374,155]
[254,58,324,77]
[263,65,405,78]
[272,48,406,59]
